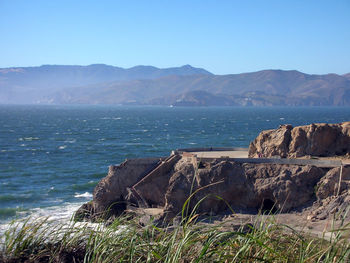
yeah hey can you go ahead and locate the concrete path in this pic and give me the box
[192,150,249,159]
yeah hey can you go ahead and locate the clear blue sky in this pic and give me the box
[0,0,349,75]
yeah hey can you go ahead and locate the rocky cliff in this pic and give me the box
[76,123,350,223]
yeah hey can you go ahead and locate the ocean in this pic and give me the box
[1,105,350,229]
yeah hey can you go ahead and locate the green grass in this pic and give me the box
[1,208,350,263]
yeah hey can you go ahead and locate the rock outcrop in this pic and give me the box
[76,154,348,223]
[75,157,162,220]
[76,121,350,224]
[162,159,325,219]
[249,122,350,158]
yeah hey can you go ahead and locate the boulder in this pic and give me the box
[316,166,350,199]
[248,124,292,158]
[249,121,350,158]
[289,123,344,157]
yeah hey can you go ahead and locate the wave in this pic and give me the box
[0,202,85,233]
[18,137,40,141]
[74,192,93,198]
[64,139,76,144]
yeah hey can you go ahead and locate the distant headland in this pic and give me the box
[0,64,349,106]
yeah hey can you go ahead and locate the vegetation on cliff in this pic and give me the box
[1,207,350,262]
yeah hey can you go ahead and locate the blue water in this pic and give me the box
[1,105,350,225]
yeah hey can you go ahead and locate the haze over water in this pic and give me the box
[1,105,350,227]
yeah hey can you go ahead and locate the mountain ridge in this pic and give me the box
[0,64,349,106]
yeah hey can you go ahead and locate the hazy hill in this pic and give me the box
[48,69,350,106]
[0,64,349,106]
[0,64,211,103]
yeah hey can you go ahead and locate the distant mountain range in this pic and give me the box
[0,64,349,106]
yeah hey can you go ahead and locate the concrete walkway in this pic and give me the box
[192,150,248,159]
[182,148,348,168]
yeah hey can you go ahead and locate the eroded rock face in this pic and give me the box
[248,125,292,158]
[163,160,325,218]
[75,158,161,221]
[93,158,161,211]
[249,122,350,158]
[316,166,350,200]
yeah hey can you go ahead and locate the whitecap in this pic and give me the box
[65,139,76,144]
[24,137,39,141]
[58,145,67,150]
[0,202,99,238]
[74,192,93,198]
[113,117,122,120]
[280,118,285,120]
[188,142,197,145]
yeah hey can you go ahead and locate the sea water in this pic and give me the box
[1,105,350,228]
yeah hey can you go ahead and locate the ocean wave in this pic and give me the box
[58,145,67,150]
[18,137,40,141]
[74,192,93,198]
[0,202,88,236]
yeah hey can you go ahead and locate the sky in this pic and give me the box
[0,0,349,75]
